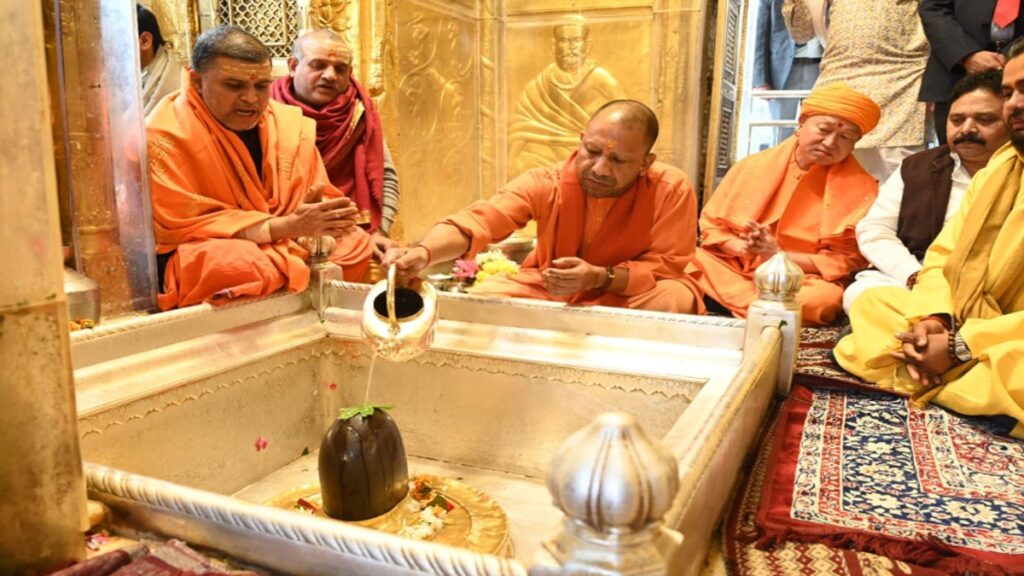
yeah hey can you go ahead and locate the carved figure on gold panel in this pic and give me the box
[298,0,352,37]
[316,0,353,37]
[509,17,627,176]
[397,14,473,179]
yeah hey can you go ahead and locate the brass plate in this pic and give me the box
[265,474,512,557]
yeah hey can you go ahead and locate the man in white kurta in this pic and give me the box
[843,70,1009,312]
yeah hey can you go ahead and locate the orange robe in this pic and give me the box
[444,154,703,313]
[147,86,371,310]
[691,137,877,326]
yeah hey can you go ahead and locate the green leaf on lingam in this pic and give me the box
[338,404,395,421]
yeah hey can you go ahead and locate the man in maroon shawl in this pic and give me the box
[271,30,399,258]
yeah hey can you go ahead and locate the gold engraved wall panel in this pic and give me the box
[143,0,198,65]
[311,0,354,37]
[508,0,652,14]
[381,0,712,240]
[662,5,711,186]
[446,0,478,11]
[505,15,648,177]
[158,0,714,244]
[390,2,480,241]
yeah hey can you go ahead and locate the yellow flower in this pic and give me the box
[474,249,519,284]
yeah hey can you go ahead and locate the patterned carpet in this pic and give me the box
[725,404,946,576]
[791,326,880,392]
[724,328,1024,576]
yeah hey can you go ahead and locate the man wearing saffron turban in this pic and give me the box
[835,40,1024,439]
[690,82,880,326]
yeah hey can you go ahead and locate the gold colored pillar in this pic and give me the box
[42,0,74,254]
[0,1,87,572]
[53,0,158,318]
[146,0,201,66]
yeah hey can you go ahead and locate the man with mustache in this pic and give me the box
[384,99,703,314]
[835,38,1024,439]
[690,82,879,326]
[147,25,372,310]
[844,70,1009,313]
[270,30,399,260]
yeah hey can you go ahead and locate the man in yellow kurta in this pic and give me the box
[691,83,880,326]
[835,42,1024,439]
[386,99,702,314]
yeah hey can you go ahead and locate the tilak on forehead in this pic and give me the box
[603,139,618,152]
[220,61,273,80]
[325,45,352,63]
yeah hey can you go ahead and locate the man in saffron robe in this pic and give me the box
[270,30,399,258]
[691,82,880,326]
[385,100,702,314]
[148,25,372,311]
[835,41,1024,439]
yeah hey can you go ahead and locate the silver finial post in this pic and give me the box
[531,412,683,575]
[745,251,803,394]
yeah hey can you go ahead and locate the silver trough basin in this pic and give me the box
[73,282,786,575]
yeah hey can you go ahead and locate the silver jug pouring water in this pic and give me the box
[361,265,438,361]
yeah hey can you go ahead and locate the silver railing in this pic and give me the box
[745,88,811,156]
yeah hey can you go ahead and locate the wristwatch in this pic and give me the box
[950,331,973,364]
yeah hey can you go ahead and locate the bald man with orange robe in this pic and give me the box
[148,26,371,311]
[385,99,703,314]
[691,83,880,326]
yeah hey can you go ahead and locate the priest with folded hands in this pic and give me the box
[147,25,372,310]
